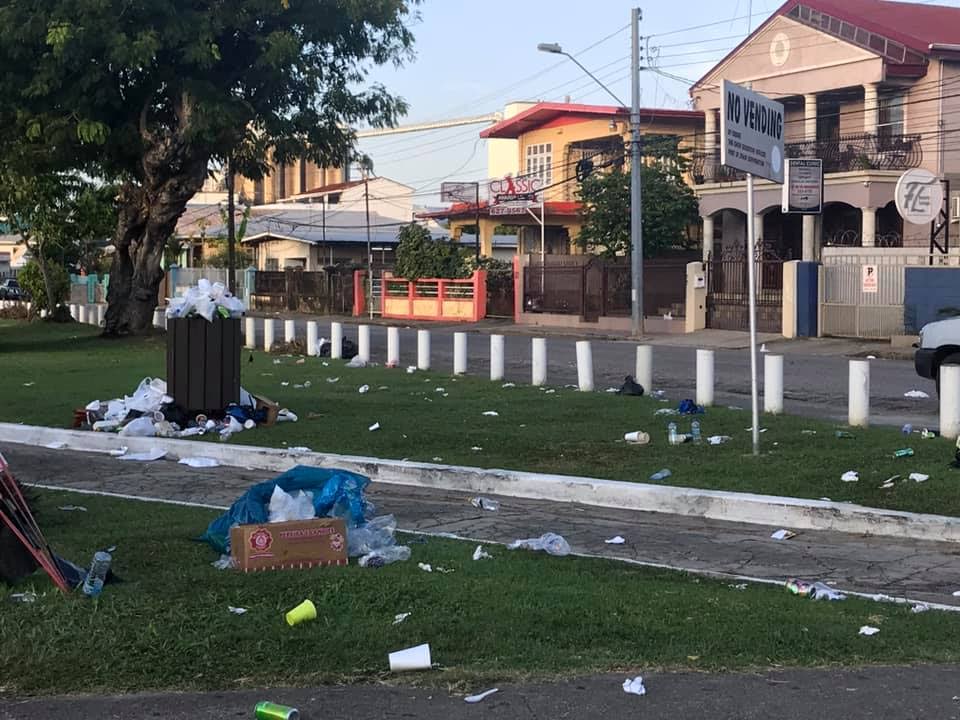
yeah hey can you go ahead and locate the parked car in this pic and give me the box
[0,278,23,301]
[915,317,960,394]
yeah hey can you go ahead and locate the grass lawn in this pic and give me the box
[2,489,960,696]
[1,319,959,516]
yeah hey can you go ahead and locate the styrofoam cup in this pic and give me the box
[388,643,432,672]
[624,431,650,445]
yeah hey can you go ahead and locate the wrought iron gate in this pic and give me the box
[706,256,784,333]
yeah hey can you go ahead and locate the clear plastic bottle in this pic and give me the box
[667,422,678,445]
[691,420,702,445]
[82,550,112,597]
[650,468,672,481]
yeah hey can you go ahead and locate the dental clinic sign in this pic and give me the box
[720,79,785,184]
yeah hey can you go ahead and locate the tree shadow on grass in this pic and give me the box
[0,327,166,355]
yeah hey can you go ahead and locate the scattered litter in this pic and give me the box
[178,457,220,468]
[368,422,381,432]
[358,546,411,567]
[285,599,317,627]
[388,643,432,672]
[618,375,645,396]
[211,554,236,570]
[622,677,646,697]
[605,388,620,393]
[471,446,483,451]
[287,446,311,454]
[431,457,443,462]
[165,278,245,320]
[116,447,167,462]
[507,532,570,556]
[435,387,445,393]
[544,389,556,394]
[108,447,128,457]
[654,408,678,416]
[482,411,499,417]
[9,591,38,603]
[909,472,930,483]
[727,405,744,410]
[730,583,748,591]
[707,435,732,445]
[227,606,248,615]
[771,529,796,541]
[418,563,433,573]
[280,381,290,387]
[880,475,899,489]
[44,442,67,450]
[57,505,87,512]
[649,468,672,481]
[346,356,368,368]
[912,603,930,613]
[393,612,411,625]
[322,362,329,367]
[902,424,913,434]
[841,471,859,483]
[326,377,340,384]
[744,426,768,433]
[624,431,650,445]
[866,355,877,360]
[801,430,818,435]
[267,486,316,523]
[377,386,388,391]
[604,536,626,545]
[358,384,370,394]
[464,689,499,704]
[406,366,417,374]
[273,359,282,365]
[470,497,500,511]
[785,579,846,600]
[893,448,914,458]
[501,382,516,388]
[922,428,938,439]
[858,625,880,636]
[904,390,930,399]
[472,545,492,561]
[296,358,305,365]
[22,382,34,387]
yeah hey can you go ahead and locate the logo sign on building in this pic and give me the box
[720,79,785,184]
[862,265,879,294]
[488,175,543,216]
[895,168,944,225]
[440,181,478,203]
[782,159,823,214]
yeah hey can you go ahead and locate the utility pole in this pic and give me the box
[475,183,481,263]
[630,7,644,337]
[226,157,236,294]
[364,173,373,319]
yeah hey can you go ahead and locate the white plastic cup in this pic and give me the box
[388,643,432,672]
[624,431,650,444]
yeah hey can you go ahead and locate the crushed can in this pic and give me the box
[893,448,915,458]
[255,701,299,720]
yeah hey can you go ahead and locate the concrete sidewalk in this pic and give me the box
[7,443,960,607]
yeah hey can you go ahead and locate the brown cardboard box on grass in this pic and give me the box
[252,393,280,426]
[230,518,348,572]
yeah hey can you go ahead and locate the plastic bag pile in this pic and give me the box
[165,278,245,321]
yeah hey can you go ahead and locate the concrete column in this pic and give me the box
[861,207,877,248]
[782,261,798,339]
[702,214,714,263]
[764,354,784,414]
[696,349,715,407]
[704,110,717,182]
[417,329,431,370]
[635,345,653,394]
[848,359,870,428]
[307,321,319,356]
[576,341,594,392]
[153,308,164,329]
[263,318,275,352]
[532,338,547,386]
[863,83,879,136]
[802,215,817,261]
[387,327,400,367]
[94,304,104,327]
[330,322,343,359]
[490,335,505,381]
[358,324,371,362]
[940,364,960,440]
[78,304,89,324]
[245,317,256,349]
[453,332,467,375]
[804,93,818,141]
[685,261,707,333]
[284,319,296,344]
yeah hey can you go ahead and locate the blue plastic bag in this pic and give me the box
[199,465,371,554]
[678,399,705,416]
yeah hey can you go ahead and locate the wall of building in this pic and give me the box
[904,267,960,332]
[256,239,316,270]
[487,102,536,180]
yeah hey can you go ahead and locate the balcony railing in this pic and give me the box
[691,132,923,184]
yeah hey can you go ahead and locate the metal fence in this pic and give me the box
[252,268,354,313]
[820,260,905,338]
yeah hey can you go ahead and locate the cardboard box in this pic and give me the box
[252,393,280,426]
[230,518,348,572]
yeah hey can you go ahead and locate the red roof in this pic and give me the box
[417,201,582,221]
[480,102,702,140]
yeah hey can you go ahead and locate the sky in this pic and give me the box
[354,0,960,206]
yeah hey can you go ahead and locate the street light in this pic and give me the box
[538,8,644,337]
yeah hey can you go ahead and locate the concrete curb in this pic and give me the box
[3,422,959,544]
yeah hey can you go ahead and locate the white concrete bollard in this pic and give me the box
[417,329,431,370]
[940,365,960,440]
[576,341,594,392]
[69,304,78,320]
[331,322,343,359]
[848,359,870,427]
[635,345,653,393]
[763,354,784,415]
[153,308,164,329]
[263,318,275,352]
[454,332,467,375]
[284,319,296,345]
[532,338,547,386]
[387,327,400,367]
[78,305,88,324]
[358,324,371,362]
[307,321,319,356]
[94,304,104,327]
[696,349,715,407]
[245,317,256,349]
[490,334,505,382]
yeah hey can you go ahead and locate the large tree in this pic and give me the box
[576,135,700,258]
[0,0,419,334]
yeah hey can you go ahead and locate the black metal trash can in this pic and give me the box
[165,317,241,414]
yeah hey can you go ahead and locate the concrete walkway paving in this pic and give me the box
[7,443,960,607]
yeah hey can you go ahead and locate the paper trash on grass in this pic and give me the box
[904,390,930,399]
[858,625,880,636]
[418,563,433,573]
[178,457,220,468]
[57,505,87,512]
[227,606,248,615]
[501,382,516,388]
[406,366,417,374]
[841,471,859,483]
[909,472,930,483]
[326,377,340,384]
[473,545,493,561]
[464,689,499,704]
[708,436,732,445]
[771,529,796,541]
[482,411,499,417]
[358,384,370,394]
[393,612,412,625]
[116,447,167,462]
[604,536,626,545]
[369,422,381,432]
[655,408,678,416]
[622,677,646,696]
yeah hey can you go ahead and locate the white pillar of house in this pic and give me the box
[863,83,879,136]
[861,207,877,248]
[704,110,717,182]
[702,214,714,263]
[804,94,817,141]
[802,215,817,261]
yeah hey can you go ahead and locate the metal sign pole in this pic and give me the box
[746,172,760,456]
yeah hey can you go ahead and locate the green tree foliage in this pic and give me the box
[17,260,70,316]
[576,135,700,258]
[0,0,421,334]
[394,223,469,280]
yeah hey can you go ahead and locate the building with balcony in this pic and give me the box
[691,0,960,263]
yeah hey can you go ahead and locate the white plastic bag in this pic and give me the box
[507,532,571,556]
[118,416,157,437]
[267,486,315,523]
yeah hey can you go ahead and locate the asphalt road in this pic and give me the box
[249,320,939,428]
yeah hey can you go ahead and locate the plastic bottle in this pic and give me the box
[649,468,672,481]
[691,420,702,445]
[470,497,500,512]
[82,550,112,597]
[358,545,411,568]
[667,422,678,445]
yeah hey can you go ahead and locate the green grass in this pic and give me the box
[1,319,959,516]
[2,490,960,696]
